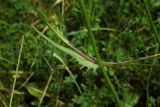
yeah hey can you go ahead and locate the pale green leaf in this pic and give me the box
[25,83,50,100]
[32,26,98,71]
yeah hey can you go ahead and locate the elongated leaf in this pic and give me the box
[25,83,50,100]
[38,12,69,45]
[32,26,98,71]
[38,12,97,64]
[53,53,82,94]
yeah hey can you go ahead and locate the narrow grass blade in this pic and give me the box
[0,57,14,64]
[38,12,69,45]
[38,52,55,107]
[143,0,160,45]
[9,36,24,107]
[53,53,83,95]
[67,27,118,36]
[146,46,159,107]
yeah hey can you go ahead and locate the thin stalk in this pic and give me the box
[103,52,160,66]
[18,72,35,89]
[9,36,24,107]
[65,67,82,95]
[143,0,160,45]
[67,27,117,36]
[0,57,14,64]
[143,1,160,105]
[1,100,7,107]
[77,0,121,107]
[146,46,159,107]
[38,52,54,107]
[55,75,63,107]
[53,53,82,95]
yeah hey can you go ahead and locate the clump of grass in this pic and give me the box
[32,1,121,106]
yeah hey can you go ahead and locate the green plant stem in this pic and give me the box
[77,0,121,107]
[55,75,63,107]
[9,36,24,107]
[53,53,82,95]
[143,1,160,105]
[143,0,160,45]
[146,46,159,107]
[38,12,97,64]
[38,52,55,107]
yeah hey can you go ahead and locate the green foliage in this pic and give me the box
[0,0,160,107]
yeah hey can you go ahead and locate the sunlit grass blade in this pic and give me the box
[9,36,24,107]
[67,27,118,36]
